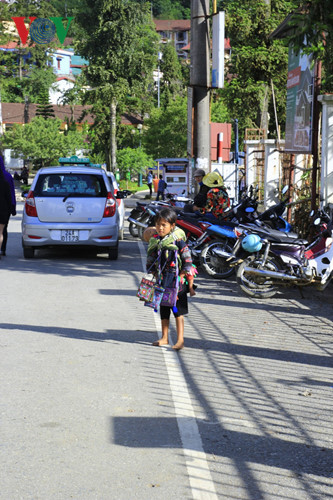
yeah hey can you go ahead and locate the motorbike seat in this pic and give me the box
[261,228,308,245]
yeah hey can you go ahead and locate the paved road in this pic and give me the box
[1,203,333,499]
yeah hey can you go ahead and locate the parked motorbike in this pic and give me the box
[199,187,293,279]
[127,191,191,238]
[235,209,333,298]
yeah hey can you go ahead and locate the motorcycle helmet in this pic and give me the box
[241,234,262,252]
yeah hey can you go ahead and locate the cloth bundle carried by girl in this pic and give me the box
[137,244,180,313]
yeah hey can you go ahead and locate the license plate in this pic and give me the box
[61,230,79,242]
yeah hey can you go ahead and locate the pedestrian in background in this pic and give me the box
[21,165,29,185]
[0,167,12,260]
[0,156,16,256]
[156,174,167,201]
[184,168,209,213]
[147,171,153,198]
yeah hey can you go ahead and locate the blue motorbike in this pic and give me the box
[199,186,293,279]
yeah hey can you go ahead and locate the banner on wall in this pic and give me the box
[285,45,315,153]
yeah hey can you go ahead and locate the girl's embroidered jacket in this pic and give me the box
[146,229,193,288]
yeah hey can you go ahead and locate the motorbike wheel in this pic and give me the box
[129,222,139,238]
[236,254,280,299]
[138,214,152,240]
[200,239,235,279]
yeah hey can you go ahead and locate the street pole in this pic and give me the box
[157,51,162,108]
[190,0,210,173]
[311,59,322,211]
[234,119,239,203]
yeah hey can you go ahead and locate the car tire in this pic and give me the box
[23,246,35,259]
[108,245,118,260]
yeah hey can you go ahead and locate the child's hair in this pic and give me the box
[155,207,177,225]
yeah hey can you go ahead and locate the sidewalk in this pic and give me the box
[124,189,152,208]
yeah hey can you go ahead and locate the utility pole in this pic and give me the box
[190,0,210,173]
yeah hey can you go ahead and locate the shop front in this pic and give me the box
[153,158,190,196]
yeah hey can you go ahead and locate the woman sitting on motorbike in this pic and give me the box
[199,172,230,220]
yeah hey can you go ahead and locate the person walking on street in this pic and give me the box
[156,174,167,201]
[0,167,12,260]
[146,207,196,350]
[21,165,29,185]
[0,156,16,256]
[147,171,153,198]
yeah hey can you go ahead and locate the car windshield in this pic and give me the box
[34,173,107,197]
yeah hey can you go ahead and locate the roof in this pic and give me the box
[269,8,305,39]
[153,19,191,32]
[155,158,189,162]
[2,103,95,125]
[0,37,75,50]
[1,103,142,127]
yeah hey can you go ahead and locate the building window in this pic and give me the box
[176,31,186,42]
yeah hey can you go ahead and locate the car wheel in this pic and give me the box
[23,246,35,259]
[108,245,118,260]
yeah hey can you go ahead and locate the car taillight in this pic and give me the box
[25,191,38,217]
[103,192,116,217]
[114,188,121,206]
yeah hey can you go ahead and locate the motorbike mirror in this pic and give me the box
[314,217,321,225]
[282,185,289,195]
[245,207,255,213]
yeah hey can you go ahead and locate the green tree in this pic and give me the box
[117,147,154,177]
[286,0,333,92]
[148,0,190,19]
[3,116,85,168]
[159,42,185,107]
[211,94,232,123]
[222,0,298,143]
[36,87,56,119]
[75,0,159,171]
[142,96,187,158]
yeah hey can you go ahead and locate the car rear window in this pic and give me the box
[34,173,108,197]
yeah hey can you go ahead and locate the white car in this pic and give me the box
[22,165,126,259]
[106,171,125,240]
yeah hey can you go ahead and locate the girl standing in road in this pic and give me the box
[146,207,196,350]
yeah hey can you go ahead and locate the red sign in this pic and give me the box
[287,66,301,89]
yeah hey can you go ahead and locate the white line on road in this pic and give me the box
[139,241,218,499]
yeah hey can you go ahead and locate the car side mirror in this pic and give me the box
[116,191,126,199]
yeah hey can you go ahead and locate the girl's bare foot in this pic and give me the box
[172,341,184,350]
[152,339,169,346]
